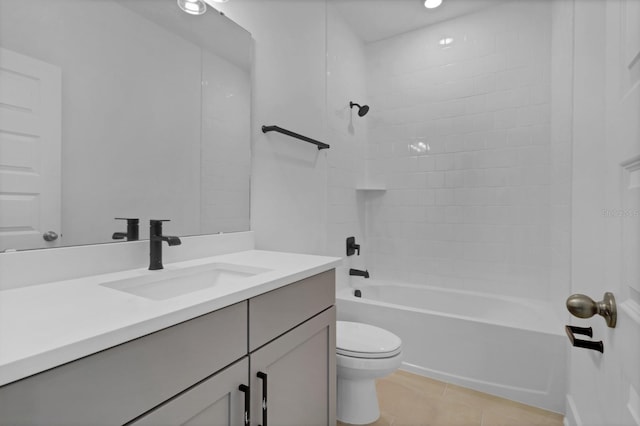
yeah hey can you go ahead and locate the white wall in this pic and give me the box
[363,1,554,300]
[214,0,330,255]
[325,3,369,290]
[215,1,372,290]
[216,0,572,302]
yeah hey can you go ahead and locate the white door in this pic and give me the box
[567,1,640,425]
[0,47,62,251]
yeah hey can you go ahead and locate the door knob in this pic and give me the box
[566,292,617,328]
[42,231,59,242]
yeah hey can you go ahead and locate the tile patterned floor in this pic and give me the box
[338,370,564,426]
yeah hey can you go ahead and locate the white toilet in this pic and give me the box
[336,321,403,425]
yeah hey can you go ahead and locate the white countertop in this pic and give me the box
[0,249,341,387]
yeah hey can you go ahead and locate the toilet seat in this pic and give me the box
[337,321,402,359]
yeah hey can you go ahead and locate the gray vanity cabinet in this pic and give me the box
[0,269,336,426]
[131,358,248,426]
[250,307,336,426]
[0,301,248,426]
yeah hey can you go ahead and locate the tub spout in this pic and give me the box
[349,268,369,279]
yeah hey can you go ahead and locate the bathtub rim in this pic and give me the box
[337,281,565,337]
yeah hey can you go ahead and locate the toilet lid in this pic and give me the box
[336,321,402,359]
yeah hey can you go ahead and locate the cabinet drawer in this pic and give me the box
[131,357,248,426]
[0,302,247,426]
[249,269,335,352]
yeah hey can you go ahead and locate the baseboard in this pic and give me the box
[400,362,564,414]
[564,394,582,426]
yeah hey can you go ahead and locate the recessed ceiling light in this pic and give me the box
[424,0,443,9]
[177,0,207,15]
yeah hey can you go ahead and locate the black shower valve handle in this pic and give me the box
[346,237,361,256]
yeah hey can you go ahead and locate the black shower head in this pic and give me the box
[350,101,370,117]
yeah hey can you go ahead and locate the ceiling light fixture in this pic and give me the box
[177,0,207,15]
[424,0,443,9]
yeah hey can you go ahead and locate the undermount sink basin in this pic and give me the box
[100,263,271,301]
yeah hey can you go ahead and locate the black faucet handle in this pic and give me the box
[150,220,168,241]
[112,232,127,240]
[150,219,170,234]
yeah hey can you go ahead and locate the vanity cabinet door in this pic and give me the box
[250,306,336,426]
[131,358,249,426]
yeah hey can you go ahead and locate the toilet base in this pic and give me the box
[337,377,380,425]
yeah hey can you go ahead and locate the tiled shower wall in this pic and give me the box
[365,1,553,300]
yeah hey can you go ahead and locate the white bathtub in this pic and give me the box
[336,281,566,413]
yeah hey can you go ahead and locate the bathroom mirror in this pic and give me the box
[0,0,252,251]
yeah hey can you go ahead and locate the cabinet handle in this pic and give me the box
[257,371,268,426]
[238,384,250,426]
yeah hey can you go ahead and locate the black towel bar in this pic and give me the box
[262,125,330,150]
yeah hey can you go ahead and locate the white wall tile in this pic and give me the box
[364,0,555,300]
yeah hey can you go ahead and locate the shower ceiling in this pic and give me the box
[330,0,512,43]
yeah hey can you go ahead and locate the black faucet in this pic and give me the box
[349,268,370,279]
[149,219,182,270]
[112,218,139,241]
